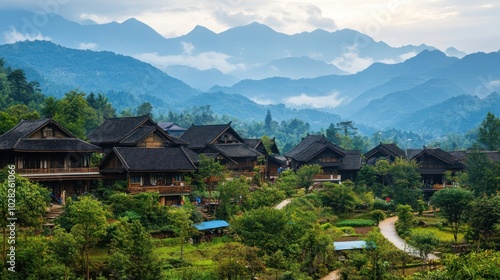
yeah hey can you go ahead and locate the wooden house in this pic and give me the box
[99,147,197,205]
[87,115,186,153]
[407,147,466,191]
[180,123,265,177]
[245,138,284,179]
[364,143,406,164]
[285,135,362,182]
[0,119,101,200]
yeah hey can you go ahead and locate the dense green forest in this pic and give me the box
[1,58,500,279]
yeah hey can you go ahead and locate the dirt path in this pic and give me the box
[321,269,340,280]
[378,216,439,260]
[275,198,293,210]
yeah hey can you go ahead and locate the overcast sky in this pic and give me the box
[2,0,500,54]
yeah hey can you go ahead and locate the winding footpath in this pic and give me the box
[378,216,440,260]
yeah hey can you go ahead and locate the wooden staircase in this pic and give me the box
[43,203,64,228]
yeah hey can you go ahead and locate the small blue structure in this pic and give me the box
[334,240,367,251]
[193,220,229,231]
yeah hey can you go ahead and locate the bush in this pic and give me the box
[335,219,375,227]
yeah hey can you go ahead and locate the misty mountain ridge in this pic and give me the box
[0,10,498,138]
[0,9,443,90]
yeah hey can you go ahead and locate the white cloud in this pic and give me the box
[78,42,98,50]
[330,44,373,73]
[250,97,275,105]
[134,42,246,74]
[2,26,51,43]
[283,92,345,108]
[399,51,417,61]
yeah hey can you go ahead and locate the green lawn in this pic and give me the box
[411,226,464,243]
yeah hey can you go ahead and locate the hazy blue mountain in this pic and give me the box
[395,92,500,135]
[352,78,466,128]
[247,56,347,79]
[445,47,467,58]
[0,40,199,111]
[165,65,239,91]
[0,40,344,130]
[213,50,458,107]
[0,10,438,89]
[0,10,169,55]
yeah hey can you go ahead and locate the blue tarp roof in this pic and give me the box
[334,241,367,251]
[193,220,230,231]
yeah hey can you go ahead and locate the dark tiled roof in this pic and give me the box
[341,151,363,170]
[183,147,201,164]
[405,149,422,159]
[119,126,156,145]
[14,139,100,152]
[180,123,243,149]
[410,147,458,164]
[0,119,50,150]
[158,122,187,131]
[87,115,153,144]
[0,119,95,153]
[365,143,405,159]
[207,144,262,158]
[244,139,261,149]
[113,147,197,171]
[286,135,346,162]
[87,116,187,146]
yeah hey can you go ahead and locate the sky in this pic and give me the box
[1,0,500,54]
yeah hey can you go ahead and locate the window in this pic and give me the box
[130,175,142,185]
[42,127,55,138]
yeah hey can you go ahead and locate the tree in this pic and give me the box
[468,195,500,250]
[466,150,500,196]
[53,90,99,138]
[232,207,303,256]
[0,169,49,262]
[296,164,322,193]
[216,178,249,220]
[245,185,286,210]
[108,219,161,279]
[477,112,500,150]
[213,243,265,280]
[69,196,109,280]
[50,226,78,280]
[336,121,357,137]
[264,109,273,131]
[325,123,342,145]
[387,157,423,208]
[168,206,195,261]
[395,204,413,237]
[408,233,439,263]
[136,102,153,116]
[319,182,360,214]
[430,187,473,243]
[370,210,386,226]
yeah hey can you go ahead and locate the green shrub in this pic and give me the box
[337,227,356,235]
[335,219,375,227]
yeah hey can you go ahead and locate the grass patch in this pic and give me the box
[336,219,375,227]
[411,227,464,243]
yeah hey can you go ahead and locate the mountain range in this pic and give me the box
[0,9,499,137]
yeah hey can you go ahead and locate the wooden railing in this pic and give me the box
[128,185,192,195]
[18,167,99,174]
[314,174,341,181]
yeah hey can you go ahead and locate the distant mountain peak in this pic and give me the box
[445,47,467,58]
[188,25,216,35]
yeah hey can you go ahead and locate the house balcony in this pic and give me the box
[313,174,341,182]
[17,167,101,180]
[18,167,100,174]
[128,185,192,195]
